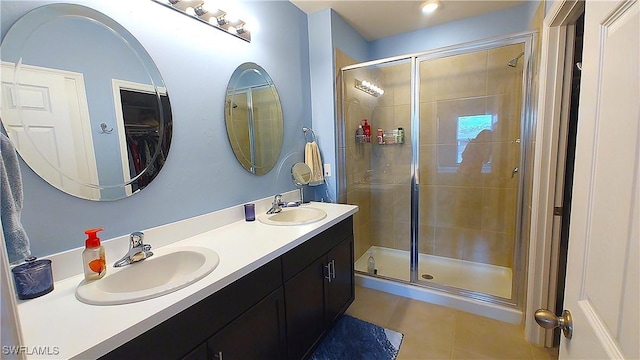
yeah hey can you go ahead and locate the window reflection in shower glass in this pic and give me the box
[457,114,493,163]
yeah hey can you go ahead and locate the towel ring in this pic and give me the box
[302,127,316,142]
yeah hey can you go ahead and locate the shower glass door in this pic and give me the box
[344,57,413,283]
[414,41,527,301]
[342,33,534,306]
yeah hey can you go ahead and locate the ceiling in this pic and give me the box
[290,0,526,41]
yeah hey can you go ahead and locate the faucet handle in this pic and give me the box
[130,231,145,248]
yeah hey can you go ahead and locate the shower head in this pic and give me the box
[508,52,525,67]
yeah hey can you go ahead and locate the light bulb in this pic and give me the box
[421,1,440,14]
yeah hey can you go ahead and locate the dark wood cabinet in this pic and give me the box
[325,235,355,324]
[181,343,207,360]
[284,256,327,360]
[207,287,286,360]
[283,226,355,360]
[102,216,354,360]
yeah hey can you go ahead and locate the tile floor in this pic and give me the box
[345,286,559,360]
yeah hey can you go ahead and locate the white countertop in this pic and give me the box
[15,201,358,359]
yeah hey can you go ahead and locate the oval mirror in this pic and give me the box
[291,162,311,186]
[0,4,172,201]
[225,62,283,175]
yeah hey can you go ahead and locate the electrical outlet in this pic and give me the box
[323,163,332,177]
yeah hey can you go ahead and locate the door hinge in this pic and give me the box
[554,207,563,216]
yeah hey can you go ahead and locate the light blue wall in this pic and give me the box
[330,10,369,63]
[307,9,334,202]
[369,3,535,60]
[306,9,369,202]
[1,0,312,257]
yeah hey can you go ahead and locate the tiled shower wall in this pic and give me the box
[340,43,525,269]
[417,44,524,268]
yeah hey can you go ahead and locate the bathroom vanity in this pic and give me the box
[13,201,357,359]
[102,217,354,360]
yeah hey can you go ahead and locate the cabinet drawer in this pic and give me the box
[100,257,283,360]
[282,217,353,281]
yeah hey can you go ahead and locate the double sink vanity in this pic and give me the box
[16,200,358,359]
[2,4,357,359]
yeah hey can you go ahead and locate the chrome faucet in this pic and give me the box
[113,231,153,267]
[267,194,284,214]
[266,194,301,214]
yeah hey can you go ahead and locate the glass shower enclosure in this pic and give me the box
[338,32,536,308]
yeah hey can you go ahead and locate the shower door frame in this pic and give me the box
[339,31,537,310]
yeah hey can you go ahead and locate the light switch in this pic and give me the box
[323,164,332,177]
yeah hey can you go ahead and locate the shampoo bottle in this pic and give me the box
[356,125,364,143]
[82,228,106,281]
[362,119,371,142]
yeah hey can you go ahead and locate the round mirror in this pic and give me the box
[0,4,172,201]
[225,62,283,175]
[291,162,312,186]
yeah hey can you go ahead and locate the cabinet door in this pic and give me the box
[284,256,327,360]
[325,235,355,324]
[181,343,207,360]
[207,287,286,360]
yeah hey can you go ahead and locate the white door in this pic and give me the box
[1,63,99,199]
[560,0,639,358]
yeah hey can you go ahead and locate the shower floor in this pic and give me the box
[355,246,512,298]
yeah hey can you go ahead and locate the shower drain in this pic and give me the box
[421,274,434,280]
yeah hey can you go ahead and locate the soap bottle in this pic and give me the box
[82,228,106,281]
[367,251,376,274]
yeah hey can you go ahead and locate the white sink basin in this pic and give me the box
[76,246,219,305]
[258,206,327,226]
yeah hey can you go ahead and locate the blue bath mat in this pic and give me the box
[310,315,404,360]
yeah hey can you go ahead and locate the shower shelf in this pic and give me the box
[356,141,404,145]
[376,141,404,145]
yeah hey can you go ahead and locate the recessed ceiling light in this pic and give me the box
[421,0,441,14]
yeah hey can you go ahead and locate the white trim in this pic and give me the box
[525,0,584,347]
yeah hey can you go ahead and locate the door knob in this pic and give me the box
[534,309,573,339]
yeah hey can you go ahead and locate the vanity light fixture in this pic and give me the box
[421,0,442,14]
[153,0,251,42]
[355,79,384,97]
